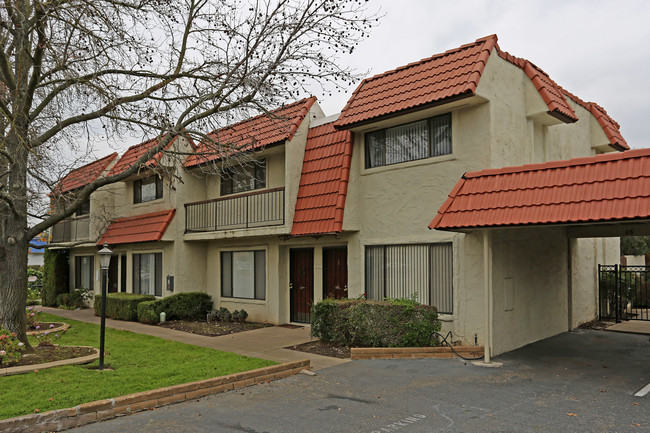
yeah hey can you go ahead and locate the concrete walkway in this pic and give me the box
[606,320,650,335]
[40,307,349,371]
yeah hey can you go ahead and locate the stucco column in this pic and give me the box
[483,230,491,363]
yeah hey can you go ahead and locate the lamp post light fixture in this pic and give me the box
[97,242,112,371]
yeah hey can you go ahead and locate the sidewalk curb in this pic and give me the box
[0,359,309,433]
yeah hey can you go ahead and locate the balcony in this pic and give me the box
[51,216,90,243]
[185,187,285,233]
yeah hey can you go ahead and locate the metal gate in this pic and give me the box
[598,265,650,322]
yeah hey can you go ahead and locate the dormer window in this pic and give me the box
[220,159,266,196]
[76,199,90,216]
[365,113,451,168]
[134,176,163,203]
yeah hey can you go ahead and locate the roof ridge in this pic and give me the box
[351,35,497,86]
[466,148,650,179]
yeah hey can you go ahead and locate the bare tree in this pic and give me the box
[0,0,376,344]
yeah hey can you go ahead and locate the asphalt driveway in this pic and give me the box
[71,329,650,433]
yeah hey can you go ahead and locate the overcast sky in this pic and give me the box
[316,0,650,149]
[96,0,650,157]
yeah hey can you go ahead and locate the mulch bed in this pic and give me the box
[29,322,65,332]
[11,345,96,367]
[287,340,351,359]
[159,320,272,337]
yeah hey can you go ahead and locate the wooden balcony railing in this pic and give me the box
[185,187,285,233]
[51,216,90,243]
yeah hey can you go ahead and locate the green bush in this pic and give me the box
[94,293,155,321]
[136,292,213,324]
[311,298,441,347]
[137,301,160,324]
[57,287,93,309]
[42,249,69,307]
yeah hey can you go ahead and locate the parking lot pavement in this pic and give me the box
[71,329,650,433]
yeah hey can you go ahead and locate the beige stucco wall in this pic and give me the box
[202,233,354,324]
[488,227,569,356]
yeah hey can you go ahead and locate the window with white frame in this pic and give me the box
[74,256,94,290]
[365,243,453,313]
[221,250,266,300]
[365,113,451,168]
[133,252,162,296]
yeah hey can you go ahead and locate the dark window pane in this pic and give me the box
[133,254,140,294]
[155,253,162,297]
[221,252,233,297]
[133,179,142,203]
[77,199,90,216]
[255,250,266,300]
[365,131,385,168]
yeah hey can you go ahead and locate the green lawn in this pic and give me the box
[0,312,276,420]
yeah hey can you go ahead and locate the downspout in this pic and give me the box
[483,230,491,363]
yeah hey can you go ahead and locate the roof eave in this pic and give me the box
[334,92,475,131]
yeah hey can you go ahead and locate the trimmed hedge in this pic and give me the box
[137,292,213,324]
[42,249,69,307]
[94,293,155,321]
[311,299,441,347]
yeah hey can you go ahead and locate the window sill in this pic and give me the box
[133,197,164,207]
[361,154,456,176]
[220,297,266,304]
[438,314,454,322]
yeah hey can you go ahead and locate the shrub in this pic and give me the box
[137,301,160,324]
[58,287,93,309]
[27,267,43,305]
[0,328,23,367]
[311,298,441,348]
[42,249,69,307]
[94,293,155,321]
[136,292,213,324]
[231,309,248,323]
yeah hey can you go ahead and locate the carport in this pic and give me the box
[430,148,650,363]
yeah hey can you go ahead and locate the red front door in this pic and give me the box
[323,247,348,299]
[290,249,313,323]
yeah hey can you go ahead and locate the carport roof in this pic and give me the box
[430,148,650,231]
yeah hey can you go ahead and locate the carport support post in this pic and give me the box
[483,230,491,363]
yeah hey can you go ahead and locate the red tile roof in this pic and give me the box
[108,136,175,176]
[334,35,625,151]
[430,148,650,231]
[334,35,497,129]
[97,209,175,246]
[560,88,629,150]
[56,153,118,193]
[291,121,353,236]
[185,97,317,168]
[496,49,578,123]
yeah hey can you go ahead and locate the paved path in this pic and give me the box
[71,329,650,433]
[607,320,650,335]
[40,307,348,371]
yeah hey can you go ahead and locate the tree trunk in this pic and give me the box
[0,234,29,346]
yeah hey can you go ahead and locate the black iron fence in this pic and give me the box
[51,216,90,243]
[598,264,650,322]
[185,187,285,233]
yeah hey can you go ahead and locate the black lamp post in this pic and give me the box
[98,242,112,370]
